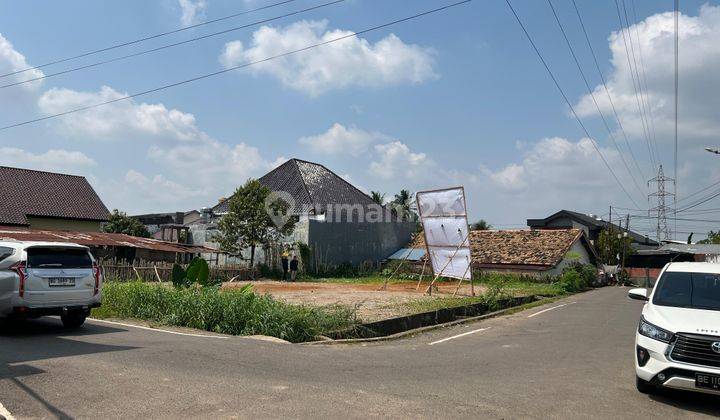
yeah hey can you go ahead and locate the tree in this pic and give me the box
[103,210,150,238]
[596,228,633,265]
[370,191,385,205]
[214,179,295,267]
[470,219,492,230]
[698,231,720,244]
[391,189,416,221]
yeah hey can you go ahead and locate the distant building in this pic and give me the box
[132,211,201,242]
[191,158,417,268]
[399,228,597,277]
[0,166,109,232]
[527,209,658,247]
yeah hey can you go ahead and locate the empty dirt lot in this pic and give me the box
[223,280,486,322]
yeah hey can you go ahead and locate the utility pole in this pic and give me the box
[648,165,675,242]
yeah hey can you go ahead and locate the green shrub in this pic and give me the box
[170,258,217,287]
[557,263,597,292]
[94,281,356,343]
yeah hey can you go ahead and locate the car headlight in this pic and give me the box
[638,316,673,343]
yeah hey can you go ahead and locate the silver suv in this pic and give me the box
[0,240,102,328]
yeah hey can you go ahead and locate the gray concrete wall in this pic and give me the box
[307,220,417,267]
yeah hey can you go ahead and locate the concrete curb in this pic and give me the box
[302,294,570,345]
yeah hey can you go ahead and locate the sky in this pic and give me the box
[1,0,719,241]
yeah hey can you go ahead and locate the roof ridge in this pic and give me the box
[0,165,86,179]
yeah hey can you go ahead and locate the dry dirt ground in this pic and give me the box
[223,280,487,322]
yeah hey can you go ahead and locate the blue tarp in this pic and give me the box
[387,248,426,261]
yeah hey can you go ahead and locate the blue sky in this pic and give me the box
[0,0,719,240]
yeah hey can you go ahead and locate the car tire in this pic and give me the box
[61,312,86,329]
[636,376,655,394]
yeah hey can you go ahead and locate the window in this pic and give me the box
[0,246,14,263]
[653,271,720,311]
[27,248,92,269]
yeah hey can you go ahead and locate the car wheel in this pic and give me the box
[60,312,86,329]
[636,376,655,394]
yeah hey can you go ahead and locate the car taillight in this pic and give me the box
[92,263,101,295]
[10,261,26,298]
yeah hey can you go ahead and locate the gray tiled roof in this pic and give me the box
[213,159,375,215]
[0,166,110,226]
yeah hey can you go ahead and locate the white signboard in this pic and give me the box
[416,187,471,280]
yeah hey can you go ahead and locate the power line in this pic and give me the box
[676,178,720,204]
[546,0,645,200]
[674,0,680,233]
[1,0,347,89]
[621,0,659,164]
[504,0,641,209]
[0,1,474,131]
[570,0,646,183]
[612,0,657,172]
[677,189,720,214]
[0,0,300,79]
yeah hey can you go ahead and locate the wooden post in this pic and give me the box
[153,265,162,283]
[381,248,413,290]
[132,265,142,282]
[452,256,473,297]
[425,233,470,295]
[415,257,428,291]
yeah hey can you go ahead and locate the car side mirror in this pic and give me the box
[628,288,648,301]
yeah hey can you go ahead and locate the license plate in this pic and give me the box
[48,277,75,287]
[696,372,720,390]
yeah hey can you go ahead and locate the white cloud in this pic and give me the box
[178,0,207,26]
[575,5,720,145]
[38,86,209,141]
[0,33,44,91]
[299,123,391,156]
[0,147,96,174]
[369,141,432,179]
[219,20,438,96]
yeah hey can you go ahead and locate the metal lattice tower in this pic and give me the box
[648,164,675,241]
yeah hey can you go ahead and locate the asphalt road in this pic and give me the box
[1,287,718,419]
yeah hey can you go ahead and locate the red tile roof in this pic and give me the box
[0,166,109,226]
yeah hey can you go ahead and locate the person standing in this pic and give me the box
[281,250,289,281]
[289,255,299,282]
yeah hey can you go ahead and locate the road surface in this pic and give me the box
[1,287,718,419]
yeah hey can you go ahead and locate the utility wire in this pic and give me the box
[629,0,659,167]
[0,0,300,79]
[0,1,473,131]
[546,0,645,200]
[622,0,659,164]
[1,0,347,89]
[677,189,720,214]
[676,178,720,204]
[504,0,641,209]
[613,0,657,172]
[570,0,646,183]
[674,0,680,231]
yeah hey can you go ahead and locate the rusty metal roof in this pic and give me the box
[0,228,218,254]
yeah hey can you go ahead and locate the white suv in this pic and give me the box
[629,262,720,396]
[0,241,102,328]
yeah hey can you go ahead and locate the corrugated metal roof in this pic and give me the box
[0,228,217,253]
[387,248,426,261]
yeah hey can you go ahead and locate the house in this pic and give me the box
[626,243,720,286]
[190,158,417,268]
[398,228,597,277]
[132,211,201,242]
[0,166,109,232]
[527,209,658,247]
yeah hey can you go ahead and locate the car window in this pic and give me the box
[27,248,92,269]
[653,271,720,310]
[0,246,14,263]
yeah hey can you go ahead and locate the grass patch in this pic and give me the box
[93,281,357,343]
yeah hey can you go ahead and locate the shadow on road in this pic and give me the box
[0,317,138,378]
[648,389,720,416]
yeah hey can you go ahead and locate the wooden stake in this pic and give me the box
[452,261,472,297]
[132,265,142,282]
[154,265,162,283]
[380,248,413,290]
[415,257,428,291]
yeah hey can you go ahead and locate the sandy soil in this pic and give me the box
[222,280,487,322]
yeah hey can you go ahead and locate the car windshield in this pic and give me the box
[27,248,92,269]
[653,271,720,311]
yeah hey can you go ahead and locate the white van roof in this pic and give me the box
[0,240,89,250]
[665,262,720,274]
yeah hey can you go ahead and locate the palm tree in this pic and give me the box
[370,191,385,205]
[391,189,415,221]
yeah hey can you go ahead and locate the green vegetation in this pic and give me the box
[214,179,296,267]
[94,281,356,343]
[171,257,216,288]
[103,209,150,238]
[470,219,492,230]
[596,227,633,265]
